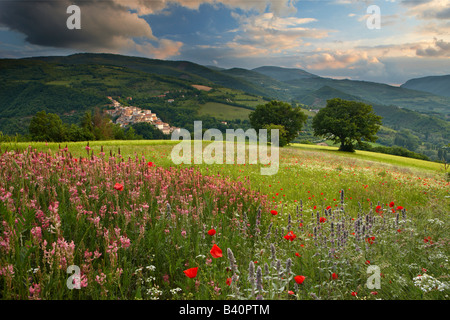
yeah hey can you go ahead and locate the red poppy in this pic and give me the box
[423,236,433,244]
[295,252,301,257]
[375,205,382,214]
[294,275,306,284]
[207,229,216,236]
[147,161,155,167]
[288,290,294,295]
[284,231,297,241]
[370,291,378,295]
[332,273,338,280]
[114,183,124,191]
[313,206,317,210]
[226,278,232,286]
[351,292,357,297]
[210,244,223,258]
[397,206,404,210]
[326,206,331,210]
[270,210,278,216]
[365,260,371,265]
[320,217,327,223]
[389,202,395,208]
[183,267,198,278]
[366,236,375,244]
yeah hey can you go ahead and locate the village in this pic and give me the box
[106,96,179,135]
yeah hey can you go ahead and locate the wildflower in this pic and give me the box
[389,202,395,208]
[227,248,237,273]
[270,210,278,216]
[210,244,223,258]
[114,183,124,191]
[295,252,301,257]
[326,206,331,210]
[147,161,155,167]
[207,229,216,236]
[351,292,357,297]
[331,273,338,280]
[183,267,198,279]
[319,217,327,223]
[397,206,404,210]
[226,278,232,286]
[423,236,433,244]
[288,290,294,295]
[375,205,382,214]
[370,291,378,295]
[366,236,375,244]
[284,231,296,241]
[294,275,306,284]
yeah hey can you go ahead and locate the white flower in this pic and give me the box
[413,274,450,293]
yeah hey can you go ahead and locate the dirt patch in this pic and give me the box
[192,84,213,91]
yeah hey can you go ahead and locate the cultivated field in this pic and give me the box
[0,140,448,300]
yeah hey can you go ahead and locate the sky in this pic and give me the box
[0,0,449,85]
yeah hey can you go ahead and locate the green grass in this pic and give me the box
[198,102,252,120]
[0,139,448,301]
[290,143,444,173]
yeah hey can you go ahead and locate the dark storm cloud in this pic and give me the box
[0,0,155,51]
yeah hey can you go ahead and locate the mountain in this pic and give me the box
[1,53,448,161]
[248,67,450,116]
[401,75,450,98]
[252,66,319,82]
[26,53,272,98]
[219,67,294,100]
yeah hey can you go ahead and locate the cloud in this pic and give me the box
[0,0,186,59]
[120,0,298,16]
[0,0,301,59]
[135,38,184,59]
[416,38,450,57]
[223,12,328,56]
[303,49,383,71]
[402,0,450,20]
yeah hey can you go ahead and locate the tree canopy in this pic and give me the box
[312,98,382,152]
[249,100,307,147]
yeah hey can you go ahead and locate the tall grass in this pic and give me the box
[0,142,448,300]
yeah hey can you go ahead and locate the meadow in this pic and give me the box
[0,140,448,300]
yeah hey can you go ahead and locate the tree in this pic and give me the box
[394,129,420,151]
[29,111,67,142]
[249,100,307,147]
[312,98,382,152]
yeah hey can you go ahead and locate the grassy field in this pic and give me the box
[0,140,448,301]
[198,102,252,120]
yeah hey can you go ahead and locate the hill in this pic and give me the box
[401,75,450,97]
[252,66,319,81]
[1,53,449,161]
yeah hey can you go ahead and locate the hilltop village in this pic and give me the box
[106,97,179,135]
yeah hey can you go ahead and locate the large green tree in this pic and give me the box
[29,111,67,142]
[249,100,307,147]
[312,98,382,152]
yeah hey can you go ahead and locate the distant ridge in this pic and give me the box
[252,66,319,82]
[401,75,450,98]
